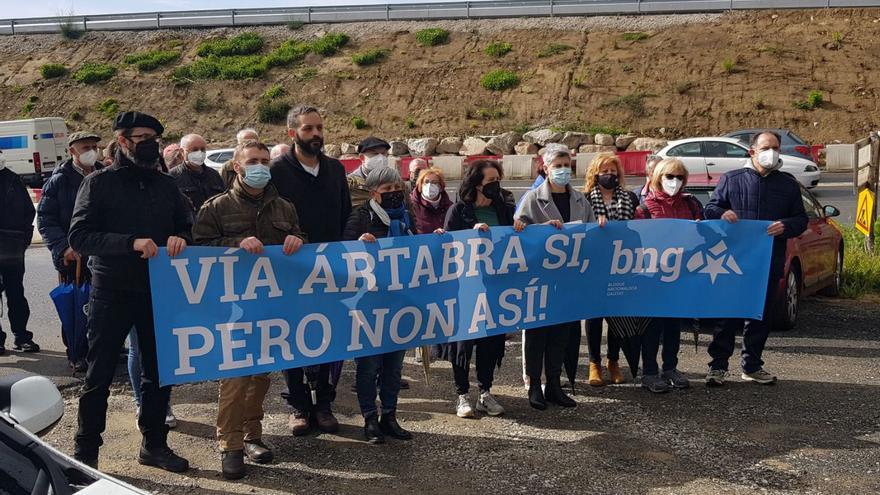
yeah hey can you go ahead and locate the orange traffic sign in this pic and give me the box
[856,188,875,236]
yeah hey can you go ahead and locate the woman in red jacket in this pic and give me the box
[635,158,703,393]
[409,166,453,235]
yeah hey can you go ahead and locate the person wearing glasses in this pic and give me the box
[68,111,192,472]
[634,158,703,392]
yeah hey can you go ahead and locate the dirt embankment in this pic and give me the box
[1,8,880,147]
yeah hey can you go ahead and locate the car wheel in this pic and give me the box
[818,247,843,297]
[774,265,801,331]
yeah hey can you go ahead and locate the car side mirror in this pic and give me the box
[823,205,840,218]
[0,374,63,436]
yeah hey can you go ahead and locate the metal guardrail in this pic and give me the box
[1,0,879,35]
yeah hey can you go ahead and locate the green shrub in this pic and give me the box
[287,20,305,30]
[484,42,512,57]
[264,40,310,67]
[72,62,117,84]
[197,33,264,57]
[513,123,531,135]
[257,98,291,124]
[721,57,737,74]
[21,96,38,116]
[59,19,83,40]
[793,90,824,110]
[840,225,880,297]
[96,98,119,118]
[622,32,650,42]
[40,63,67,79]
[263,84,285,100]
[173,55,268,81]
[192,95,211,113]
[310,32,350,56]
[124,50,180,71]
[294,67,318,81]
[351,48,388,66]
[831,31,843,49]
[69,110,83,121]
[603,93,649,116]
[469,107,507,120]
[675,81,695,95]
[351,116,367,129]
[480,70,519,91]
[415,28,449,47]
[405,117,415,129]
[537,43,573,58]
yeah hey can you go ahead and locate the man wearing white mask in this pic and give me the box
[38,132,105,365]
[348,136,391,208]
[170,133,226,212]
[194,140,305,479]
[704,130,808,387]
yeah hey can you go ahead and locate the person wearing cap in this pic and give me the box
[348,136,392,208]
[163,143,184,170]
[37,131,104,369]
[270,105,351,437]
[68,111,192,472]
[169,133,226,212]
[222,127,260,187]
[0,149,38,356]
[514,144,595,410]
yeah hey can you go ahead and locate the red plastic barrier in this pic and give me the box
[340,158,361,174]
[616,150,652,177]
[811,145,824,164]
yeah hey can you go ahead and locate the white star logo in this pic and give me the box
[699,254,729,283]
[687,241,742,284]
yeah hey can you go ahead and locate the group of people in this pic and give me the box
[0,101,808,481]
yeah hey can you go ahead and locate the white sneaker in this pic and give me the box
[456,394,474,418]
[165,407,178,428]
[741,368,777,385]
[475,392,505,416]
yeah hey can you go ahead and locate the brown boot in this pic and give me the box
[588,362,605,387]
[288,413,310,436]
[607,359,625,384]
[314,410,339,433]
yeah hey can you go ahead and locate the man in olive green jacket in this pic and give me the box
[192,140,305,480]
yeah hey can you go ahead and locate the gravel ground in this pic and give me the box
[36,295,880,495]
[0,12,728,54]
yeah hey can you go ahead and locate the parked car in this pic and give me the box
[723,128,814,161]
[205,148,234,171]
[0,374,149,494]
[685,181,843,330]
[658,137,821,189]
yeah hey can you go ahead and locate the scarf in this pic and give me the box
[369,199,412,237]
[588,185,635,221]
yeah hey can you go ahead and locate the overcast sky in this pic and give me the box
[5,1,445,18]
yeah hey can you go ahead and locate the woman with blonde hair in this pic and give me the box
[635,157,703,392]
[583,152,639,386]
[409,166,452,235]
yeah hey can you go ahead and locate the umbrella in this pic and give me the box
[563,321,582,394]
[418,345,431,384]
[49,260,90,369]
[606,317,652,381]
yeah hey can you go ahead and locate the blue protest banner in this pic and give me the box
[149,219,772,386]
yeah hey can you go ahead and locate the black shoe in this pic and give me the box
[0,345,5,356]
[221,450,246,480]
[138,446,189,473]
[379,412,412,440]
[74,455,98,469]
[13,341,39,353]
[545,379,577,408]
[528,384,547,411]
[399,380,410,390]
[243,440,273,464]
[74,359,88,373]
[363,414,385,444]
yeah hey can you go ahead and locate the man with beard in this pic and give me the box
[68,111,192,472]
[270,105,351,436]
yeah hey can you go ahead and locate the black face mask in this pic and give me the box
[129,137,161,167]
[379,190,405,210]
[295,132,324,157]
[597,174,619,190]
[481,180,502,199]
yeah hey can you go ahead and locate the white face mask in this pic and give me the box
[756,149,781,171]
[421,183,440,201]
[661,177,683,196]
[187,150,206,166]
[363,154,388,173]
[0,155,5,171]
[77,149,98,167]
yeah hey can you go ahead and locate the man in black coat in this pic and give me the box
[168,133,225,212]
[68,111,192,472]
[38,131,104,370]
[0,149,38,355]
[270,104,352,437]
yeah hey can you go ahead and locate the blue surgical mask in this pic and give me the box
[242,163,271,189]
[550,167,572,186]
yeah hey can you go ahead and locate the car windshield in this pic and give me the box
[785,131,807,145]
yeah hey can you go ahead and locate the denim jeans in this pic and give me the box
[642,318,682,376]
[127,327,142,407]
[355,350,406,417]
[586,318,621,363]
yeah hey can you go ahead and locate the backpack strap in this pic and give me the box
[637,204,652,219]
[683,194,703,220]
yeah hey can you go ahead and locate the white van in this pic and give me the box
[0,117,69,187]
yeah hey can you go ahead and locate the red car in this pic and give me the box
[686,174,843,330]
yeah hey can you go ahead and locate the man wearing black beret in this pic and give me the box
[68,111,192,472]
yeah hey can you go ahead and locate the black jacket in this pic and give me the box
[705,167,808,277]
[443,190,516,230]
[168,163,226,212]
[269,150,352,243]
[38,159,102,272]
[68,155,193,292]
[0,168,35,262]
